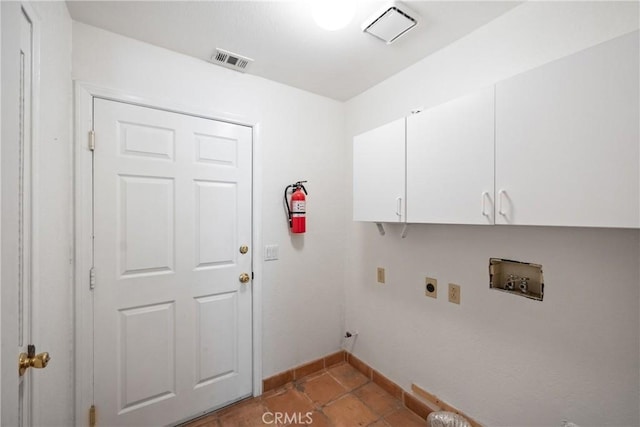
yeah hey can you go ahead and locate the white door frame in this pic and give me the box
[73,81,263,426]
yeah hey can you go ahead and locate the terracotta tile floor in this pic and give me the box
[183,362,427,427]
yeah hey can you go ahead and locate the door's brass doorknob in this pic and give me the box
[239,245,249,254]
[239,273,250,284]
[19,344,50,376]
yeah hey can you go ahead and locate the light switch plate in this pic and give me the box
[264,244,279,261]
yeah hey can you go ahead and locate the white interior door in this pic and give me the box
[17,10,33,425]
[1,5,35,426]
[92,99,253,426]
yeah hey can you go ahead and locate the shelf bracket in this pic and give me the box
[375,223,385,236]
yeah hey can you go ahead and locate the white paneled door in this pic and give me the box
[1,5,36,426]
[93,99,253,426]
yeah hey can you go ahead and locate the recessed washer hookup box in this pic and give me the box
[489,258,544,301]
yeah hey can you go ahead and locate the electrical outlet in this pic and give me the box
[425,277,437,298]
[377,267,385,284]
[448,283,460,304]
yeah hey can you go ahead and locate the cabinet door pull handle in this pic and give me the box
[396,197,402,219]
[498,190,507,216]
[481,192,489,217]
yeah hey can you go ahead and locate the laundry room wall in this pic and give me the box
[72,21,347,383]
[344,2,640,426]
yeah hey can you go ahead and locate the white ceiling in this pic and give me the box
[66,1,521,101]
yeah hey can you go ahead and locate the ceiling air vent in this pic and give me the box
[210,48,253,73]
[362,1,419,44]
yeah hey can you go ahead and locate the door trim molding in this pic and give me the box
[73,81,263,425]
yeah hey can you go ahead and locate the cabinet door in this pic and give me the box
[353,118,406,222]
[406,87,495,224]
[496,32,639,228]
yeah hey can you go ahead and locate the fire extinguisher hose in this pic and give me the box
[283,184,294,228]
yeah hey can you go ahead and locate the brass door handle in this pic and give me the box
[239,273,250,284]
[19,344,50,376]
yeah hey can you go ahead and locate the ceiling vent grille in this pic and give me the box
[211,48,253,73]
[362,2,419,44]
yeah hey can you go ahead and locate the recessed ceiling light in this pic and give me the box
[312,0,356,31]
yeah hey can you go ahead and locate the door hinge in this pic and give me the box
[89,130,95,151]
[89,405,96,427]
[89,267,96,290]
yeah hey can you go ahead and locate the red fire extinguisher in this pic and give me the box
[284,181,308,233]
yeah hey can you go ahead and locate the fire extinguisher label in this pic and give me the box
[292,201,306,214]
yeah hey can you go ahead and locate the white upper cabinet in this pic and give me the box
[495,32,639,228]
[353,118,406,222]
[353,32,638,228]
[407,87,495,224]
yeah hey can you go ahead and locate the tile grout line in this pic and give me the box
[293,363,401,427]
[185,351,437,426]
[264,351,431,423]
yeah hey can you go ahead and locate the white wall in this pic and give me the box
[348,1,639,135]
[344,2,640,427]
[72,21,347,382]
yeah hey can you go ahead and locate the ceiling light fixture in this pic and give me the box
[362,1,419,44]
[312,0,356,31]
